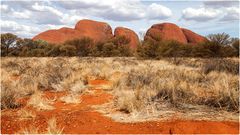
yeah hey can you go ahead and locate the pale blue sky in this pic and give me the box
[1,0,239,38]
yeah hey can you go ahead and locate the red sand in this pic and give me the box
[1,80,239,134]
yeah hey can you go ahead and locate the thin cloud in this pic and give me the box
[181,1,239,22]
[182,8,221,22]
[56,0,172,21]
[203,1,239,8]
[220,7,240,22]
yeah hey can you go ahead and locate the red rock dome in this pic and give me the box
[114,27,139,49]
[74,19,113,42]
[181,28,207,44]
[33,20,205,48]
[144,22,206,44]
[33,19,113,44]
[145,23,188,44]
[33,27,83,44]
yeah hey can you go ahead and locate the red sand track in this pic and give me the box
[1,80,239,134]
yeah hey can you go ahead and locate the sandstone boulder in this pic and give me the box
[75,19,113,42]
[181,28,207,44]
[144,23,187,44]
[144,22,206,44]
[33,19,113,44]
[33,27,82,44]
[114,27,139,49]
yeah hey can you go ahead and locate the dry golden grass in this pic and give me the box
[17,117,63,134]
[113,64,239,112]
[27,92,55,111]
[47,117,64,134]
[17,109,36,119]
[1,57,239,115]
[19,125,40,134]
[60,93,82,104]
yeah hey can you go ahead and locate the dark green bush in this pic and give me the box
[90,35,132,57]
[59,45,77,56]
[232,40,239,56]
[137,38,239,59]
[63,37,93,56]
[1,33,18,56]
[137,39,159,59]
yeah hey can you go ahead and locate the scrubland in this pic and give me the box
[1,57,239,133]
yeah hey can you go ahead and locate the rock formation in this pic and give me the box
[181,28,207,44]
[144,22,206,44]
[33,19,113,44]
[74,19,113,42]
[114,27,139,49]
[33,20,206,50]
[32,27,82,44]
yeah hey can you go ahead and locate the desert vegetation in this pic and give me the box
[1,33,132,57]
[1,57,238,111]
[1,32,239,58]
[1,57,239,133]
[137,33,239,58]
[1,32,239,134]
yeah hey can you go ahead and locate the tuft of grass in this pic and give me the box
[17,109,36,119]
[115,90,144,113]
[1,82,20,109]
[47,117,64,134]
[60,93,81,104]
[113,63,239,112]
[1,57,238,114]
[202,58,239,75]
[27,92,55,111]
[18,125,39,134]
[18,117,63,134]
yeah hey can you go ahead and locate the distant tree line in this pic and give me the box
[0,33,132,57]
[1,32,239,58]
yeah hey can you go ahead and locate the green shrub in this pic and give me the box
[137,39,159,59]
[59,45,76,56]
[137,38,239,59]
[2,32,238,58]
[90,36,132,57]
[1,33,18,56]
[232,40,239,56]
[90,42,104,57]
[63,37,93,56]
[112,35,131,46]
[102,42,117,57]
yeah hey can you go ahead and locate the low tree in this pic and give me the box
[59,45,76,56]
[101,42,116,57]
[207,32,231,46]
[63,37,93,56]
[117,44,132,56]
[158,41,183,57]
[137,39,159,58]
[232,39,239,56]
[45,44,61,57]
[1,33,18,56]
[90,42,104,57]
[112,36,132,57]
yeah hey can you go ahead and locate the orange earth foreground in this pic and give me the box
[1,80,239,134]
